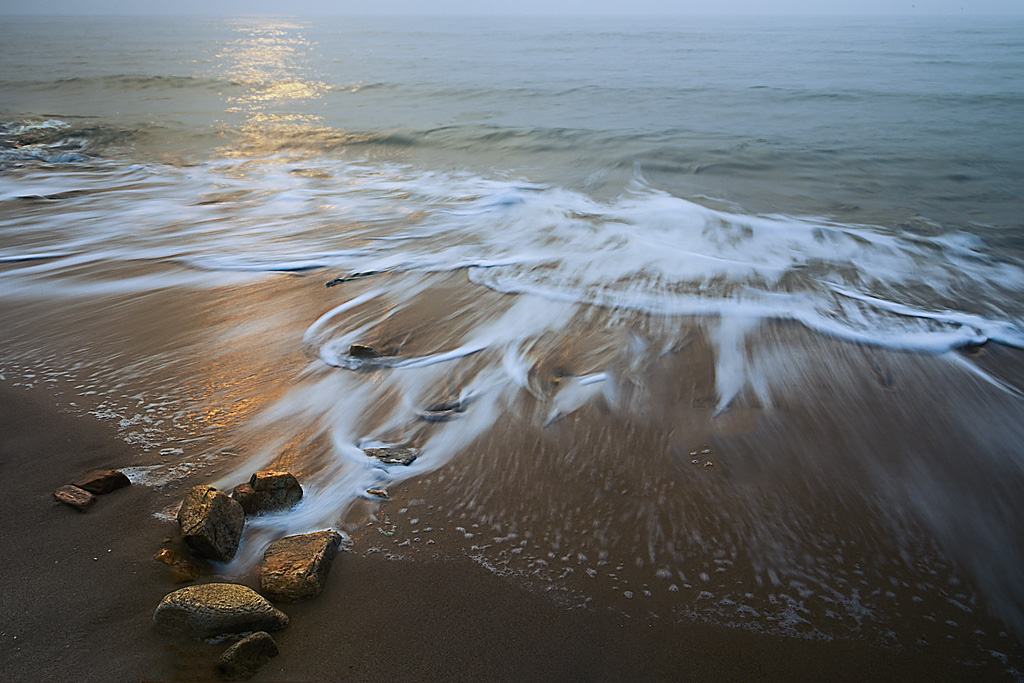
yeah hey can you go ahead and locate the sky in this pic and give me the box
[0,0,1021,14]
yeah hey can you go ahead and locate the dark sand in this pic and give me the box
[2,379,1021,682]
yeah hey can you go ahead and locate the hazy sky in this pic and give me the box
[1,0,1022,14]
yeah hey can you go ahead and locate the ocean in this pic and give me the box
[2,14,1023,667]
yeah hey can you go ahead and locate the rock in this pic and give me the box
[363,446,419,466]
[53,484,95,511]
[232,471,302,515]
[259,530,342,602]
[72,469,130,494]
[230,483,257,513]
[153,583,288,639]
[154,548,201,583]
[418,399,466,422]
[348,343,381,359]
[217,631,279,680]
[365,487,388,499]
[178,486,245,562]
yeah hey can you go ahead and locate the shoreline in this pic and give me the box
[2,378,1021,682]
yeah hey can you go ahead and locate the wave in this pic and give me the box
[2,73,238,92]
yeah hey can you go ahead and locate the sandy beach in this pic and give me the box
[3,15,1024,680]
[2,377,1022,682]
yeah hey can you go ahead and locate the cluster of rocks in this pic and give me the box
[152,469,343,680]
[52,468,130,511]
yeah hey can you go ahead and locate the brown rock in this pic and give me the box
[217,631,279,680]
[230,483,257,514]
[154,548,201,583]
[177,486,245,563]
[259,530,342,601]
[233,471,302,515]
[363,446,419,466]
[53,484,95,512]
[153,583,288,639]
[72,469,130,494]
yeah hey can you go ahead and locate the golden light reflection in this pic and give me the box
[214,21,330,156]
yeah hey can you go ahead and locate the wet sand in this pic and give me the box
[2,379,1022,682]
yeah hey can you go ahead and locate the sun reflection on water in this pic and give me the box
[214,21,329,155]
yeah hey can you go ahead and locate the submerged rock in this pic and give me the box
[153,583,288,639]
[217,631,279,680]
[348,343,381,359]
[53,484,95,512]
[418,399,466,422]
[363,446,419,466]
[178,486,245,563]
[72,469,130,494]
[154,548,201,583]
[232,471,302,515]
[259,530,342,602]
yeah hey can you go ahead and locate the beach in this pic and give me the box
[3,379,1022,682]
[2,13,1024,681]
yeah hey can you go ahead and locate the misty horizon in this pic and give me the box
[1,0,1023,17]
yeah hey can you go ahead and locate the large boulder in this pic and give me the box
[259,530,342,602]
[231,471,302,515]
[217,631,279,680]
[153,583,288,639]
[177,486,245,562]
[72,469,130,494]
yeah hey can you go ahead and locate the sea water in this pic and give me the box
[2,14,1023,663]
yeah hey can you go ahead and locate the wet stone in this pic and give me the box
[217,631,279,680]
[178,485,245,563]
[363,446,419,466]
[233,471,303,515]
[418,400,466,422]
[53,484,95,512]
[154,548,201,583]
[259,530,342,602]
[348,343,381,359]
[72,469,130,494]
[153,583,289,640]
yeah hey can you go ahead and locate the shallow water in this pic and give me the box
[1,14,1023,670]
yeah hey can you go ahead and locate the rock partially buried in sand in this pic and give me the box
[178,486,245,563]
[418,399,466,422]
[217,631,279,680]
[231,471,302,515]
[153,583,289,639]
[154,548,201,583]
[53,484,95,511]
[259,530,342,602]
[72,469,130,494]
[348,343,382,359]
[363,446,419,466]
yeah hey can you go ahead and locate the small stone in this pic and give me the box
[365,488,388,499]
[418,400,465,423]
[53,484,95,512]
[154,548,201,583]
[259,530,342,602]
[217,631,279,680]
[348,343,381,359]
[363,447,419,466]
[178,486,245,563]
[234,471,303,515]
[72,469,130,494]
[153,583,288,639]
